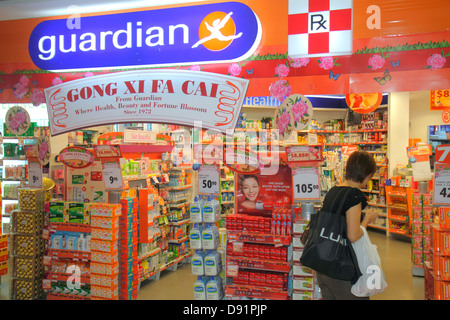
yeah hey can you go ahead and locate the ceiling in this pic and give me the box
[0,0,205,21]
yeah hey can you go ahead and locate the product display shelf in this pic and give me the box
[43,221,92,300]
[8,188,46,300]
[291,207,320,300]
[411,192,434,277]
[224,212,293,300]
[424,213,450,300]
[385,185,413,238]
[1,136,37,220]
[220,166,235,214]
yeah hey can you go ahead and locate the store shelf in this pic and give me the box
[227,231,291,246]
[139,247,161,261]
[226,256,291,273]
[225,284,289,300]
[48,222,91,234]
[46,292,90,300]
[368,224,387,231]
[46,249,91,261]
[119,144,174,154]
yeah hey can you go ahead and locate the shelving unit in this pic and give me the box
[220,166,235,215]
[224,213,292,300]
[1,136,38,227]
[385,185,413,238]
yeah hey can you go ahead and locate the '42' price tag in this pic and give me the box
[434,163,450,205]
[293,166,321,200]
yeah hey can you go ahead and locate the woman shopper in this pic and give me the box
[316,150,380,300]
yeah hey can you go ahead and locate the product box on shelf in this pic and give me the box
[18,188,45,212]
[10,277,43,300]
[10,210,44,234]
[49,201,66,223]
[11,256,44,279]
[10,234,45,257]
[0,261,8,276]
[0,247,8,263]
[66,202,90,225]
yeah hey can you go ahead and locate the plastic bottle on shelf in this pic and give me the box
[191,250,207,276]
[202,194,220,223]
[202,223,220,250]
[193,276,208,300]
[190,223,204,249]
[204,250,223,276]
[190,195,204,223]
[206,276,224,300]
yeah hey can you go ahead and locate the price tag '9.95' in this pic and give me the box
[293,167,321,200]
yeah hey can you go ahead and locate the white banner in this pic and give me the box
[45,70,249,136]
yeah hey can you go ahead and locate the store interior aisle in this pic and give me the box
[368,230,424,300]
[0,230,425,300]
[135,230,426,300]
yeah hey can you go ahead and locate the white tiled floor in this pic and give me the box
[0,230,425,300]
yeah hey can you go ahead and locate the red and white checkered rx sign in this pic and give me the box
[288,0,353,57]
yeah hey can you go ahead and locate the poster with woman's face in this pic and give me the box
[236,165,293,215]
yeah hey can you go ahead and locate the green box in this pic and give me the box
[49,202,66,223]
[66,202,86,224]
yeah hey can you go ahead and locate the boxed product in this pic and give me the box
[11,256,44,279]
[49,201,66,223]
[91,251,119,264]
[91,227,119,242]
[10,278,43,300]
[293,276,315,291]
[10,210,44,234]
[90,262,119,276]
[10,234,45,257]
[0,235,8,249]
[91,239,118,253]
[91,216,120,229]
[0,247,8,262]
[91,285,118,300]
[66,202,90,225]
[0,261,7,276]
[18,188,45,211]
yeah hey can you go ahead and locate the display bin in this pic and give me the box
[11,256,44,279]
[9,234,45,257]
[10,210,44,234]
[18,188,45,212]
[10,277,44,300]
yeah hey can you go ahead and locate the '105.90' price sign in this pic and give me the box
[293,166,321,200]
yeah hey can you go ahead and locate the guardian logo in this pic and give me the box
[28,2,261,71]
